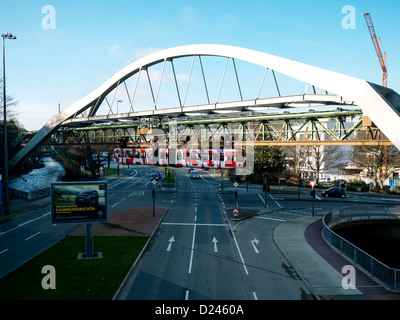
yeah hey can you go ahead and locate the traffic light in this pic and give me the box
[310,189,316,198]
[152,189,155,198]
[234,191,238,199]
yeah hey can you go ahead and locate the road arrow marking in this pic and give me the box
[212,237,218,253]
[251,238,260,254]
[167,236,175,251]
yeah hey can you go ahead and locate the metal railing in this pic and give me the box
[322,205,400,291]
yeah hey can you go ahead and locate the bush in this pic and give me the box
[346,180,368,191]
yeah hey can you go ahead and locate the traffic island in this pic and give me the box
[225,206,261,221]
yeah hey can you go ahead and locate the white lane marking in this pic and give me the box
[25,232,40,241]
[166,236,175,252]
[251,238,260,254]
[0,212,50,237]
[255,216,287,222]
[227,221,249,275]
[212,237,218,253]
[188,225,197,274]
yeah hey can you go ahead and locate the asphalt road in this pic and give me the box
[0,165,166,278]
[1,165,399,299]
[117,169,328,300]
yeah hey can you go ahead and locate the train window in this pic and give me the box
[160,151,167,159]
[177,151,183,161]
[191,152,199,160]
[146,150,152,158]
[126,150,134,158]
[227,152,234,162]
[220,152,224,161]
[201,152,208,161]
[212,152,219,161]
[134,150,141,158]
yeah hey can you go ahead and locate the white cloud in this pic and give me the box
[132,46,164,60]
[108,44,123,57]
[182,6,197,23]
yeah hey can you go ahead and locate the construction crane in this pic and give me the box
[363,13,388,87]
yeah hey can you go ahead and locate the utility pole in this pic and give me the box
[2,33,17,215]
[152,180,156,217]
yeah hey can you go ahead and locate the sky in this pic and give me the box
[1,0,399,131]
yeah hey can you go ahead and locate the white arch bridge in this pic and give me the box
[10,44,400,170]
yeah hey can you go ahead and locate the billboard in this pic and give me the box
[51,181,108,224]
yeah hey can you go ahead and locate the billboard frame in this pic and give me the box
[50,181,108,224]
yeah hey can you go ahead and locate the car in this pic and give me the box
[151,173,161,181]
[75,190,99,206]
[190,170,200,179]
[321,187,346,198]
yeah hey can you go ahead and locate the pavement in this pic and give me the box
[274,216,400,300]
[2,179,400,300]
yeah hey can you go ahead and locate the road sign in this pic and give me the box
[310,180,317,189]
[234,182,238,187]
[233,208,239,217]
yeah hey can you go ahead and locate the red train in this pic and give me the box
[113,148,245,169]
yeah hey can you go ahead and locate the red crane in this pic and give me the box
[363,13,388,87]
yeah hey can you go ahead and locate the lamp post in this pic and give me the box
[2,33,16,215]
[117,100,122,114]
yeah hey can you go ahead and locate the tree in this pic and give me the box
[304,145,344,182]
[0,78,25,171]
[350,145,400,189]
[283,145,308,176]
[251,145,286,183]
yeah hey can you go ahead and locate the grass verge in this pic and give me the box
[0,236,148,300]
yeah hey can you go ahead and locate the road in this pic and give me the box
[0,165,166,278]
[1,165,399,299]
[119,168,386,300]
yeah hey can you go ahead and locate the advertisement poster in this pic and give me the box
[51,182,108,223]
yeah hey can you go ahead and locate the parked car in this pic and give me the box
[151,173,161,181]
[321,187,346,198]
[75,190,99,206]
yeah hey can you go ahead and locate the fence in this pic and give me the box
[322,205,400,291]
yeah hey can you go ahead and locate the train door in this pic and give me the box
[189,149,201,168]
[176,149,186,167]
[113,148,123,163]
[145,149,153,165]
[159,148,169,166]
[125,149,135,164]
[202,150,218,168]
[224,149,235,168]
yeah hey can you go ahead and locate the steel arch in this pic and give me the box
[10,44,400,168]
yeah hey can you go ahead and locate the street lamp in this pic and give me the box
[2,33,17,215]
[117,100,122,114]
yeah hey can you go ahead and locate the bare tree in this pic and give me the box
[304,145,344,182]
[350,145,400,189]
